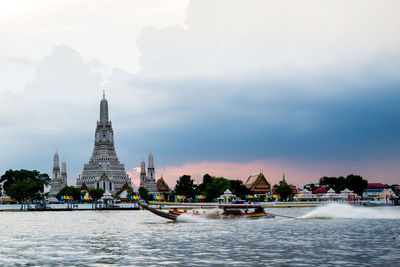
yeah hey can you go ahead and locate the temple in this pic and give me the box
[244,172,272,196]
[139,152,159,195]
[76,92,137,194]
[48,151,68,202]
[157,176,171,194]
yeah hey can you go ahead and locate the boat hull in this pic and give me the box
[140,203,179,221]
[141,203,273,221]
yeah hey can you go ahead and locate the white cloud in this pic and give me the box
[137,0,400,79]
[0,0,189,95]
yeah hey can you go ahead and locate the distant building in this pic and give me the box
[304,181,320,191]
[76,92,137,194]
[48,151,68,202]
[139,152,159,195]
[157,176,171,194]
[244,172,272,195]
[312,187,327,197]
[363,183,395,199]
[114,182,135,200]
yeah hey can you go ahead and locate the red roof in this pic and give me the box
[313,187,327,194]
[367,183,390,188]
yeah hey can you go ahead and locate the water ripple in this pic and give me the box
[0,206,399,266]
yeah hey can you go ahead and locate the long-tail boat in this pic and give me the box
[139,203,274,221]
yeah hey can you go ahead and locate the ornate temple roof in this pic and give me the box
[80,182,89,191]
[244,172,272,193]
[157,176,171,193]
[114,182,133,197]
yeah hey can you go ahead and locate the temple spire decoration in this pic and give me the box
[148,151,155,181]
[140,158,147,186]
[61,159,67,184]
[52,150,60,179]
[100,91,109,122]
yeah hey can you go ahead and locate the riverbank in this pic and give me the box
[0,203,140,212]
[1,199,396,212]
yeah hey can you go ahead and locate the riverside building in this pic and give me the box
[76,92,137,194]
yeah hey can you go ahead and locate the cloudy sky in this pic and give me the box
[1,0,399,188]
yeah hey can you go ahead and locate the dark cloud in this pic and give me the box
[114,57,400,169]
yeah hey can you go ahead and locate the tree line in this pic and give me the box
[1,169,371,204]
[137,174,252,202]
[318,174,368,196]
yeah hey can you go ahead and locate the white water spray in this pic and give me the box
[300,203,400,219]
[176,209,223,223]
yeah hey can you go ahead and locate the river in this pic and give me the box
[0,203,399,266]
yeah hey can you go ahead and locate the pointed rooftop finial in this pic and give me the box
[100,90,109,122]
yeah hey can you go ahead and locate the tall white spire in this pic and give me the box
[61,159,68,186]
[140,158,146,174]
[140,158,147,186]
[61,159,66,174]
[52,151,60,179]
[100,90,109,122]
[147,152,155,181]
[148,151,154,169]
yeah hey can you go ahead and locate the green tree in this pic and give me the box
[320,176,340,188]
[196,174,212,194]
[274,180,293,201]
[89,188,105,201]
[229,179,251,198]
[203,177,230,201]
[319,174,368,196]
[320,176,347,193]
[1,169,50,209]
[345,174,368,197]
[196,175,251,201]
[174,175,196,199]
[309,184,316,191]
[138,186,149,201]
[56,186,82,201]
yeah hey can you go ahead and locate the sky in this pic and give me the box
[1,0,399,188]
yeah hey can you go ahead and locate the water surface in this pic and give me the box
[0,204,399,266]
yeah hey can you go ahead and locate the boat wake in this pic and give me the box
[176,209,221,223]
[176,213,211,223]
[300,203,400,219]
